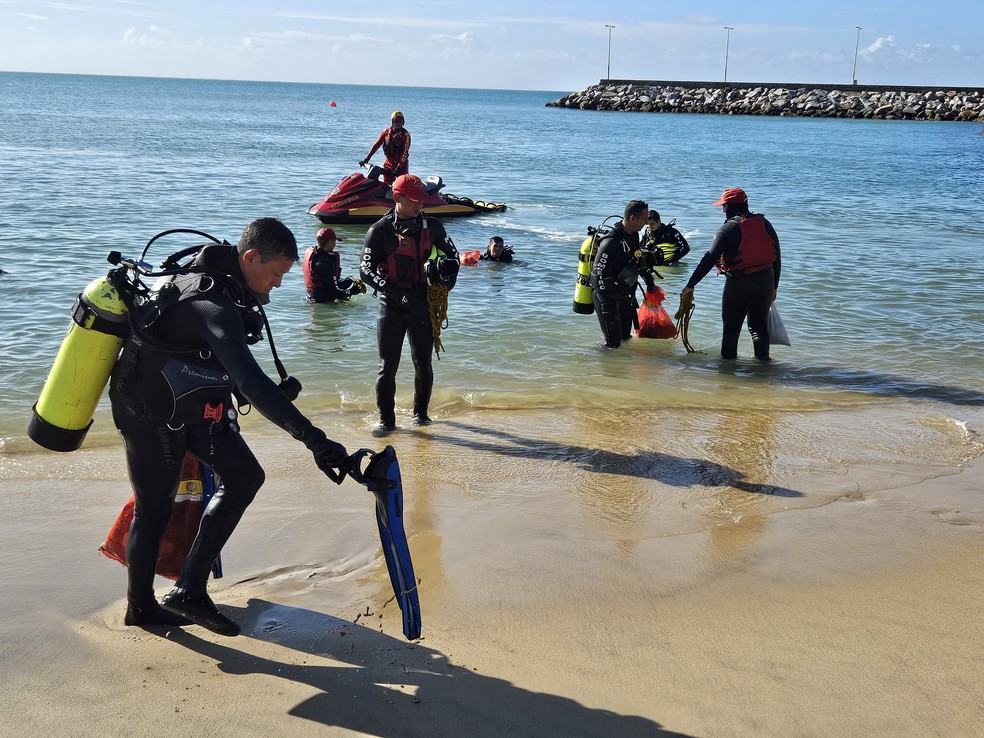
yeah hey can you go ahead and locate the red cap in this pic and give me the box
[713,187,748,206]
[316,227,343,244]
[392,174,425,203]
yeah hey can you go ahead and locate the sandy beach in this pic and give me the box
[2,406,983,737]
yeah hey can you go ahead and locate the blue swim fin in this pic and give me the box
[349,445,421,640]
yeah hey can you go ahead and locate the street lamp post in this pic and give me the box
[605,24,615,80]
[852,26,862,85]
[724,27,734,83]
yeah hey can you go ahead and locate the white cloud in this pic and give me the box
[859,35,964,64]
[15,13,48,20]
[121,26,204,52]
[271,12,488,32]
[122,26,158,47]
[865,35,896,55]
[430,31,477,46]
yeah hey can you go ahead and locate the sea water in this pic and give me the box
[0,73,981,488]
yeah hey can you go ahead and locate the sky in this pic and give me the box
[1,0,982,91]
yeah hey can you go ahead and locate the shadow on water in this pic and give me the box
[711,359,984,407]
[162,598,693,738]
[436,421,802,497]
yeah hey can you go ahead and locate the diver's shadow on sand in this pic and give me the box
[165,598,692,738]
[710,358,984,407]
[435,421,802,497]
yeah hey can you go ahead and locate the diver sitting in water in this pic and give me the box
[479,236,513,263]
[642,210,690,266]
[302,227,365,303]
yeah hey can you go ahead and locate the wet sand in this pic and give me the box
[2,407,983,737]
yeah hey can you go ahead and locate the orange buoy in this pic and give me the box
[330,100,337,107]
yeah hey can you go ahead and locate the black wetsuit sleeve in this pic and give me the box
[432,220,458,260]
[685,221,738,289]
[359,220,390,294]
[765,218,781,287]
[670,226,691,258]
[183,295,319,443]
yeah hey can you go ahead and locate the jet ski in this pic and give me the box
[307,164,507,225]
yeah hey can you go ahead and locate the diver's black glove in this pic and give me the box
[640,269,656,292]
[425,257,460,286]
[347,278,366,296]
[304,429,348,483]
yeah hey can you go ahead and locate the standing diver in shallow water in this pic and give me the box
[589,199,652,349]
[110,218,349,635]
[682,188,781,361]
[360,174,459,433]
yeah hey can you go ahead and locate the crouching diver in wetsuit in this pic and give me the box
[110,218,348,635]
[589,199,652,349]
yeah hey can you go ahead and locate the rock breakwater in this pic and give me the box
[547,80,984,122]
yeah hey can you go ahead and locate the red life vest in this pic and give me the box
[382,224,431,288]
[383,127,409,159]
[719,214,776,275]
[302,247,341,293]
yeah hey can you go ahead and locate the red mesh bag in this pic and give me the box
[99,454,208,580]
[636,287,678,339]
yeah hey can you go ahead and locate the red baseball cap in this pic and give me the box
[392,174,426,203]
[316,227,343,244]
[713,187,748,206]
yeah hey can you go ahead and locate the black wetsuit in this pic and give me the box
[480,246,514,262]
[685,210,781,359]
[110,244,325,611]
[360,211,459,423]
[642,223,691,265]
[589,221,643,348]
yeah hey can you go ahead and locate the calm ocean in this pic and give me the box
[1,72,981,476]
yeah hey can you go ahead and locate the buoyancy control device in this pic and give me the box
[27,229,300,452]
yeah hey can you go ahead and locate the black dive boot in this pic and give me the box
[161,585,240,636]
[125,600,192,627]
[374,412,397,437]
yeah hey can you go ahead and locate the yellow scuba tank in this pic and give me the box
[572,234,597,314]
[28,275,129,451]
